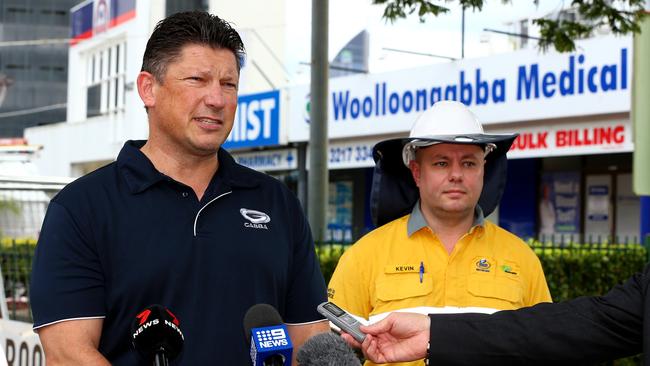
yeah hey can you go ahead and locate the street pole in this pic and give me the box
[633,2,650,241]
[308,0,329,243]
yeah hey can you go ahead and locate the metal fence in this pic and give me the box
[0,240,35,322]
[536,233,645,246]
[0,175,70,322]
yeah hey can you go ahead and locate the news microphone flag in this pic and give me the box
[250,323,293,366]
[131,304,184,364]
[244,303,292,366]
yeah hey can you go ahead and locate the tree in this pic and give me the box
[373,0,647,52]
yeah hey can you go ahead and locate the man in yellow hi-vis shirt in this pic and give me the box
[328,101,551,366]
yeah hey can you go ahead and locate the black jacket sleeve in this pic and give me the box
[427,264,649,365]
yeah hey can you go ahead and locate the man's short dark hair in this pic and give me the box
[141,11,245,82]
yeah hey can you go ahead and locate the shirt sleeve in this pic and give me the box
[428,265,647,365]
[327,245,372,319]
[30,200,106,329]
[282,196,327,324]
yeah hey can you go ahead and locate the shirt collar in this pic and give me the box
[407,200,486,237]
[117,140,261,194]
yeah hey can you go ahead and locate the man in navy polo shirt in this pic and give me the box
[30,11,329,365]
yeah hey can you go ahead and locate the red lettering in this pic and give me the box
[597,127,611,144]
[538,132,548,148]
[613,125,624,143]
[511,134,527,150]
[556,130,567,147]
[584,129,594,145]
[573,130,580,146]
[511,132,550,151]
[510,135,521,150]
[556,125,625,148]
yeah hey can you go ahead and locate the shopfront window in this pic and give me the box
[539,171,582,243]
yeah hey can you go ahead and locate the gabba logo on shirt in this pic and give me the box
[240,208,271,230]
[475,258,491,272]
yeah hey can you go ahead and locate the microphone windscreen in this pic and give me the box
[244,303,284,346]
[244,303,293,366]
[131,304,184,361]
[296,332,361,366]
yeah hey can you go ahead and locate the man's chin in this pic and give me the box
[437,203,474,216]
[190,144,221,157]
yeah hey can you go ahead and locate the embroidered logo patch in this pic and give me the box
[501,265,518,275]
[240,208,271,229]
[475,258,491,272]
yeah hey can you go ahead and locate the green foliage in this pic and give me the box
[529,241,647,302]
[0,238,37,322]
[373,0,648,53]
[535,0,646,52]
[0,200,20,215]
[374,0,486,23]
[0,238,37,281]
[316,244,348,285]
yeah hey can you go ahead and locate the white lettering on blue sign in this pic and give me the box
[329,48,628,122]
[224,90,280,149]
[233,149,297,172]
[237,154,283,168]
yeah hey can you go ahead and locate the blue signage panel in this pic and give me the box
[224,90,280,149]
[70,0,136,44]
[70,2,93,40]
[330,49,628,123]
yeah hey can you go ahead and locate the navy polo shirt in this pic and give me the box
[30,140,327,365]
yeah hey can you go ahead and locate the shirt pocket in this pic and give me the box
[467,278,523,304]
[376,273,433,302]
[467,258,524,307]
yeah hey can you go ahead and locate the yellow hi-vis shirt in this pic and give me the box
[328,204,551,366]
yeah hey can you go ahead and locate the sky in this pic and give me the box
[286,0,570,82]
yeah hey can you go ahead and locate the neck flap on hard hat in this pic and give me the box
[369,135,517,227]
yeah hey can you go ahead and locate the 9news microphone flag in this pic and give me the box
[244,303,293,366]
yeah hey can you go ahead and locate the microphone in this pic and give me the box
[243,303,293,366]
[131,304,184,366]
[297,332,361,366]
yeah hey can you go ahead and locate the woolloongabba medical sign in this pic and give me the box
[288,35,632,142]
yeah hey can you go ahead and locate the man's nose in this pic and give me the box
[448,162,464,181]
[204,84,226,109]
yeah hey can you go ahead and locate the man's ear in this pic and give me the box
[409,160,421,187]
[137,71,156,109]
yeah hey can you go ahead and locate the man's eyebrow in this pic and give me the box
[460,153,482,160]
[429,154,450,160]
[428,153,481,159]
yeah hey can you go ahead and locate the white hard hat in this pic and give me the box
[402,101,502,166]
